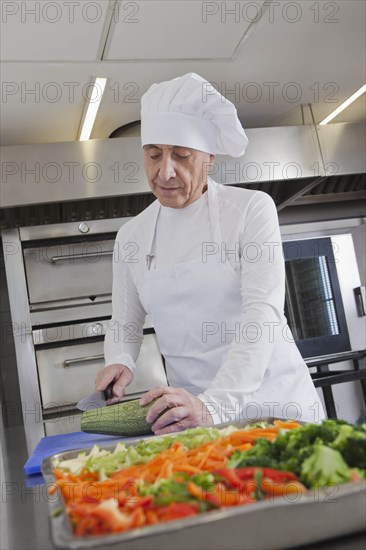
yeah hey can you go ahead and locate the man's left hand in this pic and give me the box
[139,386,214,435]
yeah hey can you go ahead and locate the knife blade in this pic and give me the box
[77,385,147,412]
[76,382,114,411]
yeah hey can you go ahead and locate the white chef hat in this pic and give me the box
[141,73,248,157]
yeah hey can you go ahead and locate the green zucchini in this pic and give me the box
[80,398,160,436]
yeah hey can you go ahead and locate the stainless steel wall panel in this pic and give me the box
[214,125,324,184]
[1,137,149,208]
[317,122,366,176]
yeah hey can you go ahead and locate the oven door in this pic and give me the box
[23,238,115,304]
[283,237,351,357]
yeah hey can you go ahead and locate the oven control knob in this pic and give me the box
[78,222,90,234]
[92,323,103,335]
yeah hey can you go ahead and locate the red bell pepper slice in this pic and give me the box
[156,502,199,521]
[214,469,243,488]
[234,467,298,482]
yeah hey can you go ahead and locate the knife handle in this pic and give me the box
[103,382,114,401]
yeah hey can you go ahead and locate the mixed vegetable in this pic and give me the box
[228,419,366,487]
[48,419,366,537]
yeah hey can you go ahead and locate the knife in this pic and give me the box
[76,382,114,411]
[77,384,146,411]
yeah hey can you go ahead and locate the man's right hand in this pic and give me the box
[95,364,133,405]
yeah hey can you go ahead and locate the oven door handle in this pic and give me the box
[50,250,113,263]
[63,354,104,367]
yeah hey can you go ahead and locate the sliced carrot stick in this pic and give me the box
[261,479,307,496]
[47,483,58,496]
[187,481,204,500]
[273,420,301,429]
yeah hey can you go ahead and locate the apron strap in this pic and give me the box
[145,202,161,269]
[208,178,223,245]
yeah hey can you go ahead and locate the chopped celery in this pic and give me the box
[53,426,237,478]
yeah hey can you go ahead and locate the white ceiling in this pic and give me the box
[1,0,365,146]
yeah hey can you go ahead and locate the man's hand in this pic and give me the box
[139,386,214,435]
[95,364,133,405]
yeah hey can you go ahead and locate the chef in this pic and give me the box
[96,73,325,434]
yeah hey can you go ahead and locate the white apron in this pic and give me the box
[140,180,325,423]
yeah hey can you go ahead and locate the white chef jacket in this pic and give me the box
[104,180,325,424]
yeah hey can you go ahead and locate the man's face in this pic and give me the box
[143,144,215,208]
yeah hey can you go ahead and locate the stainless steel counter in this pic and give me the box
[1,423,365,550]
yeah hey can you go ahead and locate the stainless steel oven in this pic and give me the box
[2,218,167,452]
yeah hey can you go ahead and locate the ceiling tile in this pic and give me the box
[103,0,264,60]
[1,0,110,61]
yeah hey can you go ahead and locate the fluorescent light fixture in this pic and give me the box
[79,77,107,141]
[319,84,366,125]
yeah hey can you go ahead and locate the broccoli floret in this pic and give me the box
[273,427,319,474]
[315,419,349,442]
[279,446,315,477]
[273,420,348,469]
[228,438,278,469]
[331,424,366,468]
[233,455,281,469]
[357,423,366,434]
[244,438,277,458]
[300,444,353,488]
[274,427,311,455]
[273,420,350,478]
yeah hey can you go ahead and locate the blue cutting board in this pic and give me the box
[24,431,147,476]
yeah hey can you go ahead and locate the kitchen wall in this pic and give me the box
[351,224,366,285]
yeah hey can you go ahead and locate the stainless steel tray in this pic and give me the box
[42,420,366,550]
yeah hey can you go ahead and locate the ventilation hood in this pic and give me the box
[0,122,364,209]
